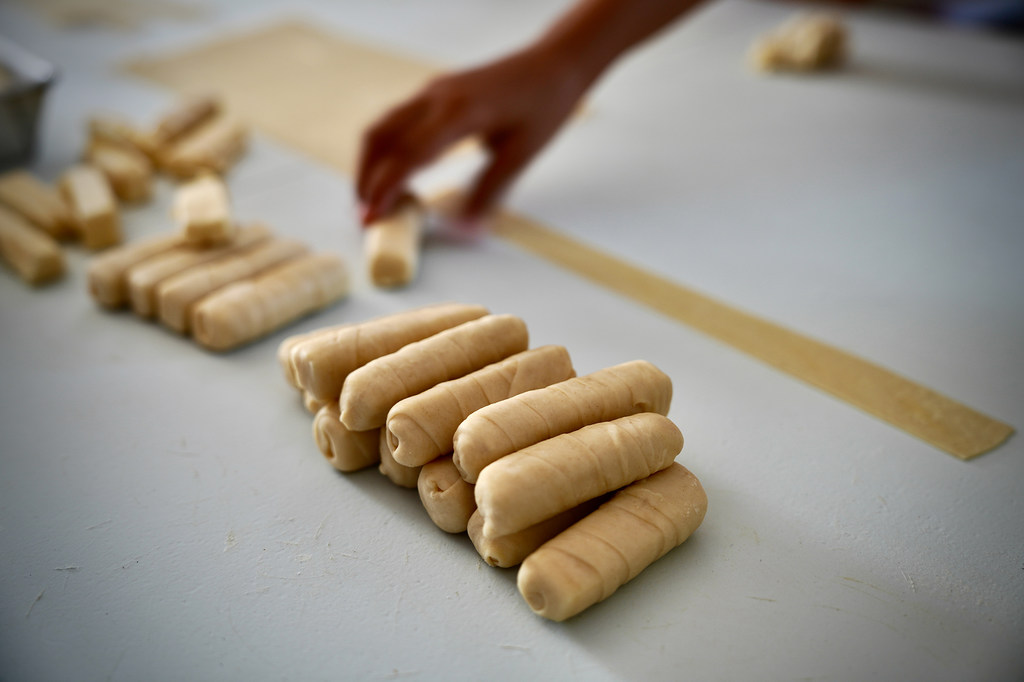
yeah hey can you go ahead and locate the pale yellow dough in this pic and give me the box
[173,173,234,245]
[88,232,187,308]
[160,114,247,179]
[750,14,847,72]
[0,205,65,285]
[86,142,153,203]
[312,403,380,472]
[417,455,476,533]
[59,164,121,250]
[378,429,420,488]
[0,170,75,239]
[365,197,423,287]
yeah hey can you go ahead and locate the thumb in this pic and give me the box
[461,133,541,222]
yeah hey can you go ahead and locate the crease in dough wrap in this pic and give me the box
[156,238,307,333]
[339,313,529,432]
[88,232,186,308]
[312,403,380,472]
[454,359,672,483]
[387,345,574,468]
[417,455,477,533]
[517,462,707,622]
[303,391,328,415]
[365,197,422,287]
[125,223,271,317]
[160,114,247,179]
[191,251,349,351]
[60,164,121,250]
[173,173,234,245]
[378,428,420,488]
[277,321,352,391]
[0,170,74,239]
[86,142,153,204]
[0,205,65,285]
[475,412,682,538]
[293,302,489,401]
[466,495,605,568]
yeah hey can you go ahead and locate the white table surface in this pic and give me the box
[1,1,1022,680]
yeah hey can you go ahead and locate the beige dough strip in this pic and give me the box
[417,455,477,533]
[365,197,422,287]
[476,412,682,538]
[152,94,220,149]
[172,173,235,245]
[0,170,75,239]
[312,402,380,472]
[0,205,65,285]
[126,222,271,317]
[85,142,153,204]
[339,313,529,432]
[454,359,671,484]
[160,114,248,179]
[387,345,575,468]
[88,231,187,308]
[191,251,348,351]
[517,462,707,622]
[292,302,489,401]
[156,238,307,333]
[128,21,1013,459]
[378,428,420,488]
[59,165,121,250]
[466,496,605,569]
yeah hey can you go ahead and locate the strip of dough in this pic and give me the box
[86,142,153,203]
[191,251,349,351]
[417,455,476,533]
[312,402,380,472]
[365,197,422,287]
[126,223,271,317]
[339,314,529,431]
[517,462,707,621]
[454,359,671,483]
[88,232,186,308]
[475,412,682,538]
[160,114,247,179]
[156,238,307,333]
[59,165,121,250]
[378,428,420,488]
[0,205,64,285]
[387,345,574,468]
[466,496,604,569]
[0,170,74,239]
[173,173,234,245]
[292,302,489,401]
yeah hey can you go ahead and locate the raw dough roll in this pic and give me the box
[454,359,672,483]
[466,496,604,568]
[87,232,185,308]
[88,116,157,159]
[156,238,308,333]
[192,252,349,351]
[126,223,271,317]
[160,114,247,178]
[152,94,220,148]
[750,13,847,72]
[293,302,489,401]
[365,197,422,287]
[303,391,328,415]
[0,205,64,285]
[173,173,234,245]
[312,403,380,472]
[339,314,529,431]
[417,455,477,533]
[475,412,682,538]
[60,164,121,250]
[387,345,574,468]
[86,142,153,203]
[277,322,352,391]
[0,170,74,239]
[378,428,420,488]
[517,462,707,621]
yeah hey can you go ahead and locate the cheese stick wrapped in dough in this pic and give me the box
[313,403,380,472]
[277,322,352,390]
[517,462,707,621]
[152,95,220,149]
[88,232,186,308]
[378,428,421,488]
[191,252,348,351]
[157,238,308,333]
[126,223,271,317]
[293,302,488,401]
[0,205,64,285]
[0,170,74,239]
[475,412,682,538]
[365,197,422,287]
[304,391,328,415]
[418,455,476,533]
[173,173,234,245]
[86,142,153,204]
[60,164,121,250]
[160,115,247,179]
[339,314,529,431]
[454,360,671,483]
[387,345,574,468]
[466,495,605,568]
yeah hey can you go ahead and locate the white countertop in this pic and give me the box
[1,1,1022,680]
